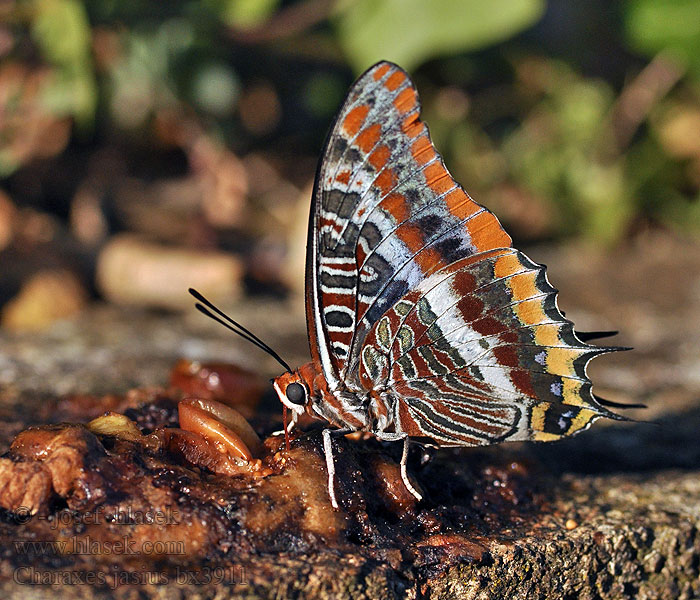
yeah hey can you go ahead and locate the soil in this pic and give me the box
[0,231,698,599]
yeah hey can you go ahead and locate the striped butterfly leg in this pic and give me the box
[323,429,422,508]
[322,428,352,509]
[400,436,423,502]
[374,432,423,502]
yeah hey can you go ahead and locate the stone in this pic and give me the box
[96,234,243,310]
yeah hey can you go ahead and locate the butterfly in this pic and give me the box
[192,61,634,509]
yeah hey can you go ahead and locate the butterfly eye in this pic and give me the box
[286,382,306,405]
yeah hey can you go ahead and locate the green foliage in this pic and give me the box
[335,0,545,73]
[2,0,699,241]
[625,0,700,76]
[504,67,633,242]
[220,0,281,28]
[31,0,96,127]
[191,63,240,117]
[302,73,347,119]
[424,55,700,243]
[106,16,242,128]
[107,24,186,129]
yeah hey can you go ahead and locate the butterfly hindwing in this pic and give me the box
[358,247,614,444]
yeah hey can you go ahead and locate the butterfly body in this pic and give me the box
[274,363,371,431]
[267,61,624,508]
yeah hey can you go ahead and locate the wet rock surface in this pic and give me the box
[0,234,698,599]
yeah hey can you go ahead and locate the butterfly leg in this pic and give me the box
[399,435,423,502]
[322,428,352,509]
[375,432,422,502]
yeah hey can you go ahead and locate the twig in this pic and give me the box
[229,0,335,44]
[603,51,685,158]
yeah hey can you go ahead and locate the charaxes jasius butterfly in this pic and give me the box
[191,61,633,509]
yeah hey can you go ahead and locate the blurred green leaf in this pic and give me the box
[223,0,281,29]
[303,73,346,118]
[31,0,96,126]
[625,0,700,76]
[499,61,636,242]
[192,63,240,116]
[108,28,171,129]
[33,0,90,66]
[568,159,633,243]
[335,0,545,73]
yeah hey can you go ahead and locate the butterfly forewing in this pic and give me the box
[308,61,616,446]
[310,62,510,385]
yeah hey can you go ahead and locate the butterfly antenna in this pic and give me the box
[189,288,292,373]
